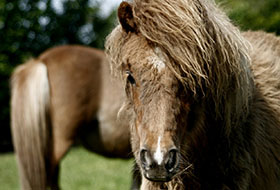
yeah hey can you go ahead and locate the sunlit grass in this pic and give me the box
[0,152,19,190]
[0,147,133,190]
[60,148,133,190]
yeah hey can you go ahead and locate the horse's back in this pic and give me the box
[243,31,280,108]
[243,31,280,189]
[243,31,280,83]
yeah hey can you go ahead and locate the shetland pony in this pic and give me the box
[11,45,134,190]
[106,0,280,189]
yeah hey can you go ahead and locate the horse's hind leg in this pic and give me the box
[47,123,75,189]
[46,158,59,190]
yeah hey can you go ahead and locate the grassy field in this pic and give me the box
[0,147,133,190]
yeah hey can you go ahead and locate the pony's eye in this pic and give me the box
[126,71,136,85]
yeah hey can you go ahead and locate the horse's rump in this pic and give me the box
[11,45,133,189]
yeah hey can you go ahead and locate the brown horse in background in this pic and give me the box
[11,45,134,190]
[106,0,280,189]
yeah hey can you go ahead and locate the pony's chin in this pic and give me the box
[144,173,173,182]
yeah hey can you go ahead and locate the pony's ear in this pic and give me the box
[118,2,137,33]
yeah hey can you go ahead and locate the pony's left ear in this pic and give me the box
[118,1,137,33]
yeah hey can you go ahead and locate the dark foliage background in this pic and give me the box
[0,0,279,152]
[218,0,280,34]
[0,0,117,151]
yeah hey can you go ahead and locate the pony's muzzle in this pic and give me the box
[140,148,179,182]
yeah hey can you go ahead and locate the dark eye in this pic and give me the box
[126,71,136,85]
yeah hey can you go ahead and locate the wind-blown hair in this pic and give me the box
[106,0,253,132]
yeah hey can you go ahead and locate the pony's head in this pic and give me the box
[106,0,252,183]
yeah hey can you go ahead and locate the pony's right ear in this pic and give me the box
[118,2,137,33]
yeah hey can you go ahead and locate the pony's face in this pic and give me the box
[109,2,194,182]
[122,34,190,182]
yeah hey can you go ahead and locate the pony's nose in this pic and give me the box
[139,148,179,182]
[165,149,178,171]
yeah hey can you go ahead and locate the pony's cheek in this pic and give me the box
[132,117,142,142]
[131,120,143,159]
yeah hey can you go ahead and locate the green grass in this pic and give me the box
[0,152,19,190]
[0,147,133,190]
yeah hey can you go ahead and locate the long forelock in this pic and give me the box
[131,0,251,92]
[106,0,254,128]
[105,25,126,79]
[131,0,253,123]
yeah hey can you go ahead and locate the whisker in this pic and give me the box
[174,164,193,178]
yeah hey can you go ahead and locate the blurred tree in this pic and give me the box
[217,0,280,35]
[0,0,117,152]
[0,0,279,152]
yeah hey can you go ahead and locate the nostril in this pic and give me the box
[165,149,178,171]
[140,149,149,168]
[140,149,147,160]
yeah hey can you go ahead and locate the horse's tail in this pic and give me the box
[11,59,50,190]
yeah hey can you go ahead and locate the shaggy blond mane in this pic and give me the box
[106,0,253,129]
